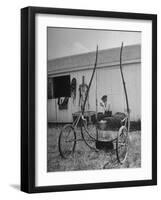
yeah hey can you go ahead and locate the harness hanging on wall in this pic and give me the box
[79,76,90,111]
[58,97,69,110]
[70,78,77,104]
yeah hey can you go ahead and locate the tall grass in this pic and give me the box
[47,125,141,172]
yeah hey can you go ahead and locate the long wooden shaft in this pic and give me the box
[82,45,98,114]
[119,42,130,114]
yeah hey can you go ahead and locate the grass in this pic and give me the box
[47,124,141,172]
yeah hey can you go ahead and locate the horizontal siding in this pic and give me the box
[48,63,141,122]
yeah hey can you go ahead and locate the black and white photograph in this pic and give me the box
[20,6,157,193]
[47,27,141,172]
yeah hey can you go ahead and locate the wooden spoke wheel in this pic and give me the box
[58,124,76,159]
[116,126,128,164]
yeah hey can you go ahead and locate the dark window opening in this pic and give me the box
[48,78,54,99]
[53,75,71,98]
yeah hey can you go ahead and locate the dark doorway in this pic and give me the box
[53,75,71,98]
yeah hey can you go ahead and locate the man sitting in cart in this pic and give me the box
[100,95,112,118]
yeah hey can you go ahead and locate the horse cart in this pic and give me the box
[58,43,130,165]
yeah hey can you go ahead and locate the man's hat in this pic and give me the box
[101,95,107,101]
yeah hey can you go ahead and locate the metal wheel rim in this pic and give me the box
[116,126,128,164]
[58,124,76,159]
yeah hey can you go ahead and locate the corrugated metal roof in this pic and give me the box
[48,44,141,74]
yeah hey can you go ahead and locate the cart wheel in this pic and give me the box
[58,124,76,159]
[116,126,128,164]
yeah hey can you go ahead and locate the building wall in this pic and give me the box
[48,62,141,122]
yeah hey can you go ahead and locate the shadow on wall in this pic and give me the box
[130,119,141,131]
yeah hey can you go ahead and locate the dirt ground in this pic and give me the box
[47,124,141,172]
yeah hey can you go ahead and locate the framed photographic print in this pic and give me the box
[21,6,157,193]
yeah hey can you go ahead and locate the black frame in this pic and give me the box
[21,6,157,193]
